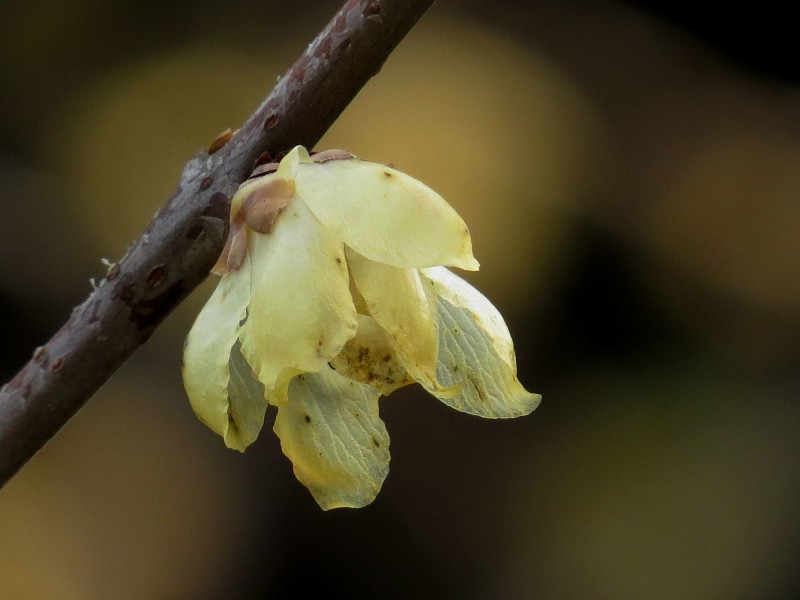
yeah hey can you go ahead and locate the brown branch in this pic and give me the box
[0,0,435,487]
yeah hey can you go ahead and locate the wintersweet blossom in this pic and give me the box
[183,146,540,509]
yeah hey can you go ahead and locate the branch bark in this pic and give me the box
[0,0,435,487]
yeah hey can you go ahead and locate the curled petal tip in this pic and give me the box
[453,254,480,272]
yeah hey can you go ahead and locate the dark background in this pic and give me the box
[2,1,799,598]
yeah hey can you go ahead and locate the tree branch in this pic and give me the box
[0,0,435,487]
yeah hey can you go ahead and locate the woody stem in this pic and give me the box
[0,0,435,487]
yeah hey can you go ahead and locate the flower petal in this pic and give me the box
[225,341,268,450]
[183,256,254,449]
[238,196,358,394]
[294,155,479,270]
[330,314,413,395]
[273,367,390,510]
[347,249,441,392]
[230,146,306,220]
[421,267,541,418]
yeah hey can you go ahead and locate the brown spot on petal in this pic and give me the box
[225,217,248,273]
[331,337,412,392]
[243,178,296,234]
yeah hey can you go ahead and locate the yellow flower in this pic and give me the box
[183,146,540,509]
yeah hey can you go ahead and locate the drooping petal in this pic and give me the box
[238,196,358,395]
[420,267,541,418]
[273,366,390,510]
[347,249,441,392]
[225,341,268,450]
[294,154,479,270]
[330,314,413,395]
[183,256,253,449]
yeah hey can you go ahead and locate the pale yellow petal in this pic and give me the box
[230,146,309,220]
[294,157,479,270]
[347,249,440,391]
[273,367,390,510]
[330,314,413,395]
[225,341,268,450]
[183,257,254,448]
[238,197,357,393]
[421,267,541,418]
[274,145,311,176]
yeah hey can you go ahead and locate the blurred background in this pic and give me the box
[2,0,799,598]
